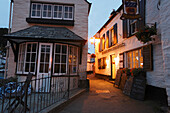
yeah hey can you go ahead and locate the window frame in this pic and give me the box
[53,5,63,19]
[68,45,78,75]
[53,43,68,75]
[130,19,138,35]
[31,3,42,18]
[126,48,143,69]
[63,5,74,20]
[17,42,38,74]
[42,4,53,19]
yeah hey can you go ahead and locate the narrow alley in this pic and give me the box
[59,75,160,113]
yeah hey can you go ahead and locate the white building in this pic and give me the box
[4,0,91,89]
[94,0,170,106]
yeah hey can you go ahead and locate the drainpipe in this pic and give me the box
[4,0,14,79]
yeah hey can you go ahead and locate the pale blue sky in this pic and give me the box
[0,0,121,53]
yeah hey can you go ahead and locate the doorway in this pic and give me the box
[110,55,116,80]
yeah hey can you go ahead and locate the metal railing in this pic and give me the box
[0,75,73,113]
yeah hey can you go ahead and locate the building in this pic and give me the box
[94,0,170,106]
[87,53,95,74]
[3,0,91,89]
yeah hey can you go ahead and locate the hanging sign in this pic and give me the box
[121,0,141,20]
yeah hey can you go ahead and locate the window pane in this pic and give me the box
[40,64,44,73]
[61,64,66,73]
[64,13,68,18]
[32,11,36,16]
[26,53,30,62]
[55,45,61,53]
[69,7,72,12]
[31,53,36,62]
[41,47,45,52]
[55,55,60,63]
[58,13,62,18]
[43,12,46,17]
[61,55,66,63]
[37,5,41,10]
[25,63,29,72]
[37,11,40,16]
[54,12,57,17]
[73,65,76,73]
[27,44,31,52]
[46,47,50,52]
[44,5,47,10]
[65,7,68,12]
[32,44,37,52]
[48,5,51,10]
[69,13,72,18]
[33,4,36,10]
[54,64,60,73]
[45,64,49,73]
[46,53,50,62]
[59,6,62,11]
[30,63,35,72]
[40,53,45,62]
[54,6,58,11]
[62,45,67,54]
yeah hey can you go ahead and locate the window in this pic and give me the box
[69,46,78,74]
[42,4,52,18]
[53,44,68,75]
[30,3,74,20]
[17,43,38,74]
[106,31,109,48]
[127,49,143,68]
[31,3,42,18]
[39,45,51,73]
[98,57,106,69]
[53,5,63,19]
[17,44,26,73]
[130,20,137,34]
[110,23,118,46]
[102,34,105,50]
[64,6,73,20]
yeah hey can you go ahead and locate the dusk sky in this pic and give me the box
[0,0,122,53]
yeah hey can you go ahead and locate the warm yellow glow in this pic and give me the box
[114,57,119,65]
[106,59,109,68]
[89,37,95,44]
[95,38,100,44]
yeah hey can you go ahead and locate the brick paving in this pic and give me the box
[59,75,165,113]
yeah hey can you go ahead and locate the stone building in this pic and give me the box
[3,0,91,89]
[94,0,170,106]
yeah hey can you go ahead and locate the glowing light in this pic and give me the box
[106,59,109,68]
[89,37,95,44]
[114,57,119,65]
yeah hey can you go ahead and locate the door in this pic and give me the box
[111,55,116,79]
[37,43,53,92]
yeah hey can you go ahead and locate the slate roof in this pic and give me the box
[4,26,85,42]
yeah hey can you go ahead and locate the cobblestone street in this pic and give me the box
[59,75,162,113]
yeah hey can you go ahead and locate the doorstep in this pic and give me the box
[39,88,86,113]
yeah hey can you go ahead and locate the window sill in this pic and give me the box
[52,74,79,77]
[26,18,74,26]
[16,73,36,76]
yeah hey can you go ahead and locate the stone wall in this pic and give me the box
[7,0,90,80]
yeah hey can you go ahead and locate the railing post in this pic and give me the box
[67,69,70,99]
[24,83,28,113]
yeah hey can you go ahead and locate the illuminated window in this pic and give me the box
[127,49,143,68]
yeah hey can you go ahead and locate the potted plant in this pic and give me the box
[135,24,157,44]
